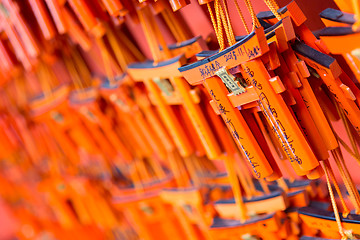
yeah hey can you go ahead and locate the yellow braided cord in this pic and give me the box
[270,0,279,9]
[215,0,230,50]
[322,161,346,239]
[233,0,250,34]
[324,160,350,217]
[264,0,281,20]
[243,0,260,32]
[221,0,236,45]
[207,2,225,51]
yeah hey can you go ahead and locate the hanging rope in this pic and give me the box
[220,0,236,45]
[269,0,279,9]
[324,160,350,217]
[233,0,250,34]
[334,148,360,214]
[243,0,261,32]
[207,0,239,50]
[322,161,347,239]
[334,99,360,159]
[215,0,227,50]
[335,133,360,163]
[326,99,360,163]
[264,0,281,20]
[207,2,225,51]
